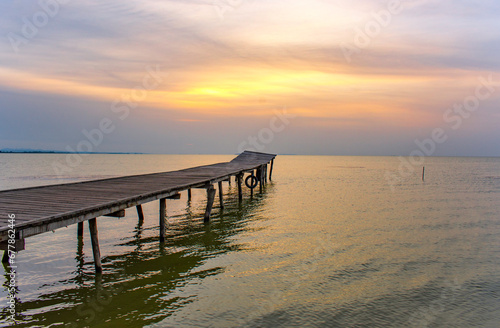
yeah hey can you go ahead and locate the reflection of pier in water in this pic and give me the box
[8,184,274,327]
[0,151,276,273]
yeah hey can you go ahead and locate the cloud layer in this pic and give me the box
[1,0,499,155]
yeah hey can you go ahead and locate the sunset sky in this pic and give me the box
[1,0,499,155]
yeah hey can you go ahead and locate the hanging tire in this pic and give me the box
[245,174,258,189]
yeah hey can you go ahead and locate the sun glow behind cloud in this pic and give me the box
[0,0,499,154]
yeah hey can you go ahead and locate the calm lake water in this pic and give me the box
[1,154,499,327]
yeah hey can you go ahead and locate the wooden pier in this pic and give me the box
[0,151,276,273]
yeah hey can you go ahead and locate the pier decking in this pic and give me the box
[0,151,276,272]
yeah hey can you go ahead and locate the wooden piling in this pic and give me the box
[218,181,224,209]
[251,171,255,197]
[88,218,102,273]
[0,151,277,273]
[422,166,425,182]
[136,205,144,222]
[237,173,243,202]
[204,185,216,222]
[77,222,84,237]
[76,236,84,274]
[262,165,266,185]
[159,198,166,243]
[269,159,274,180]
[259,166,263,192]
[2,251,8,263]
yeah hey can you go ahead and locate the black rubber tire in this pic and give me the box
[245,175,258,189]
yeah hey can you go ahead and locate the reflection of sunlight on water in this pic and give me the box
[1,155,500,327]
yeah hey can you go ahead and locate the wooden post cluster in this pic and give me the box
[77,157,275,274]
[3,151,276,274]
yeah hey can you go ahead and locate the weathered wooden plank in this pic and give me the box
[0,238,25,252]
[0,151,276,244]
[104,210,125,218]
[0,188,183,240]
[166,193,181,199]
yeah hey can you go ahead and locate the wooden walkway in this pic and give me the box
[0,151,276,272]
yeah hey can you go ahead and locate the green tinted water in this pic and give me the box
[1,154,499,327]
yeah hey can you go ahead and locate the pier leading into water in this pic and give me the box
[0,151,276,273]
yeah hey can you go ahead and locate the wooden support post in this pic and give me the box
[269,159,274,181]
[136,205,144,222]
[228,177,231,186]
[188,188,192,199]
[204,184,216,223]
[2,251,8,263]
[77,222,84,237]
[88,218,102,273]
[237,173,243,202]
[218,181,224,209]
[159,198,166,243]
[251,170,256,197]
[258,166,263,192]
[166,193,181,199]
[265,164,268,184]
[104,210,125,218]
